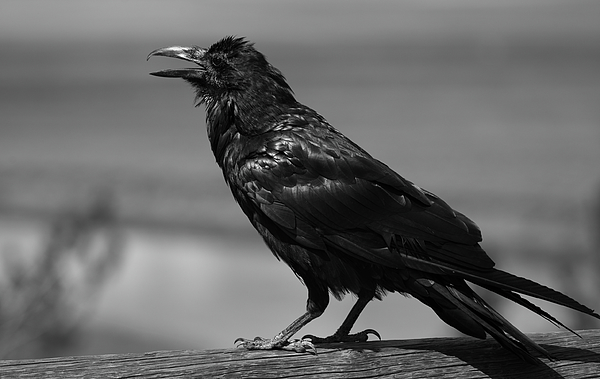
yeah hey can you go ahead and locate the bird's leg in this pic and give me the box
[235,310,320,353]
[235,282,328,354]
[304,289,380,344]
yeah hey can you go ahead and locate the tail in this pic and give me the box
[411,271,600,364]
[414,278,550,363]
[402,254,600,362]
[465,268,600,322]
[404,254,600,321]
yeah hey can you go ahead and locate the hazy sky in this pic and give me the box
[2,0,599,45]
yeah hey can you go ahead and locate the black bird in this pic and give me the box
[148,36,599,363]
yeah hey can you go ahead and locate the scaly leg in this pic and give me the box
[235,310,320,353]
[235,279,329,354]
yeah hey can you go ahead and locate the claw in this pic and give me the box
[302,328,382,344]
[234,336,268,349]
[234,337,247,348]
[282,338,317,355]
[363,328,382,341]
[234,336,316,354]
[234,336,262,345]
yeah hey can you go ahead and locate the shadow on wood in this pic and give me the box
[0,329,599,378]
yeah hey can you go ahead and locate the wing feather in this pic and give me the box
[240,120,490,272]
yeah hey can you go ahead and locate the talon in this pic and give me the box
[234,337,249,348]
[304,344,318,355]
[302,328,381,344]
[282,338,317,355]
[234,335,316,354]
[352,328,381,342]
[364,328,382,340]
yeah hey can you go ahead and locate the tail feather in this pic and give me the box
[424,280,553,363]
[478,285,581,337]
[472,269,600,319]
[402,254,600,319]
[402,252,599,362]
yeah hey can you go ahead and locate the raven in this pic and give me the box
[148,36,599,363]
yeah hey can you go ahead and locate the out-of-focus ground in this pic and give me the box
[1,0,600,358]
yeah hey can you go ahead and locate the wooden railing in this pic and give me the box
[1,329,598,378]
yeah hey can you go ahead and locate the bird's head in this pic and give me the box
[147,36,294,108]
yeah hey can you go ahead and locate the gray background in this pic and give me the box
[1,0,599,358]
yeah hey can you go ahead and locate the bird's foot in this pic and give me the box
[235,335,317,354]
[303,328,381,344]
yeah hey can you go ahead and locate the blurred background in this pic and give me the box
[1,0,599,359]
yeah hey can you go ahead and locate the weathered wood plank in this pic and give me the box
[1,329,599,378]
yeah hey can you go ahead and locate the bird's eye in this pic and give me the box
[212,56,227,69]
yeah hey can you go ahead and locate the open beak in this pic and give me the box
[147,46,207,79]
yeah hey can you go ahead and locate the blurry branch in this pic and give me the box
[0,191,123,358]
